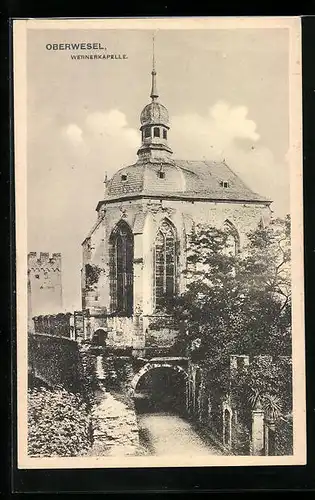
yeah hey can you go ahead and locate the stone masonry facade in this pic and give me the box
[28,252,63,332]
[81,198,271,352]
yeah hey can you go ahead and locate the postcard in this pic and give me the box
[13,16,305,469]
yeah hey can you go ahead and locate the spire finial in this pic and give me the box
[150,32,158,101]
[152,32,156,72]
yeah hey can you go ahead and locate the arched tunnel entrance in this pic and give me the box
[133,364,188,417]
[132,363,221,456]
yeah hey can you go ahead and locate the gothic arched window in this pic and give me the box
[153,219,177,310]
[109,220,134,317]
[223,220,240,256]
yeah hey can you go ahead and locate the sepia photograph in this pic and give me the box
[14,17,305,469]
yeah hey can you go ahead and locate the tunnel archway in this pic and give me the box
[91,328,108,347]
[132,363,188,416]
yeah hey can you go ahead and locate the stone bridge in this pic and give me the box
[27,334,276,456]
[129,357,188,395]
[28,333,189,402]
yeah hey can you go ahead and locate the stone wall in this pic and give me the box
[86,198,270,317]
[33,312,72,338]
[81,197,270,348]
[187,355,293,456]
[95,354,138,397]
[187,359,252,455]
[28,333,83,392]
[28,252,63,331]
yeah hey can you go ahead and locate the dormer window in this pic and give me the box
[220,181,229,188]
[154,127,160,138]
[121,174,127,182]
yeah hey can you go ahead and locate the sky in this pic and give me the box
[27,27,291,312]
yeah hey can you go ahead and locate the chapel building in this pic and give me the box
[81,59,272,356]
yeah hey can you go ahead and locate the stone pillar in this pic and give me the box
[222,402,233,449]
[264,418,276,456]
[69,315,75,340]
[141,212,154,316]
[85,317,91,341]
[186,377,191,413]
[251,400,265,456]
[132,233,145,351]
[133,234,144,314]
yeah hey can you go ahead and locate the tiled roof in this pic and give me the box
[174,160,269,202]
[140,101,169,127]
[105,159,271,204]
[108,163,144,195]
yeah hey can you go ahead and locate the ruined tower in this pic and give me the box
[27,252,63,331]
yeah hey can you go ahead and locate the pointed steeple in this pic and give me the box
[138,34,173,163]
[150,34,159,101]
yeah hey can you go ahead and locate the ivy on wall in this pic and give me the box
[85,264,102,292]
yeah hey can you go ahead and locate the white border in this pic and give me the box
[14,16,305,469]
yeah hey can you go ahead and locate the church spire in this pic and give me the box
[150,34,159,101]
[138,34,173,163]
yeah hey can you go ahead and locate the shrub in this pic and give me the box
[28,387,93,457]
[275,415,293,455]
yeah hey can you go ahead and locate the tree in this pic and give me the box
[166,215,292,406]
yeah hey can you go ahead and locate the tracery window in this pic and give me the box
[223,220,240,256]
[153,219,177,310]
[109,221,134,317]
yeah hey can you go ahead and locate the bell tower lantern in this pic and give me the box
[137,35,173,163]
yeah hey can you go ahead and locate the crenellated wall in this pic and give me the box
[28,252,63,331]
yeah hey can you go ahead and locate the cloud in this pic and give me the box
[63,123,83,145]
[209,101,260,142]
[55,102,289,309]
[222,144,289,216]
[62,102,289,216]
[170,101,288,216]
[171,101,260,158]
[63,109,140,176]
